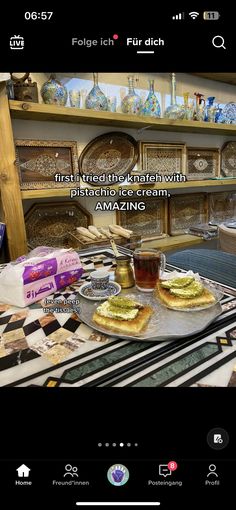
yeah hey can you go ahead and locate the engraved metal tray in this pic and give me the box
[74,287,223,342]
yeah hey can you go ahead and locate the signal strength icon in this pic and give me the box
[172,12,185,20]
[189,11,199,19]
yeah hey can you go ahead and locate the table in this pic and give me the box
[0,247,236,387]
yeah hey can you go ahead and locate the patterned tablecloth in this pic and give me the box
[0,247,236,388]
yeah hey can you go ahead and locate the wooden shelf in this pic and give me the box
[9,100,236,136]
[142,234,204,251]
[21,188,75,199]
[21,178,236,200]
[4,94,236,261]
[125,178,236,192]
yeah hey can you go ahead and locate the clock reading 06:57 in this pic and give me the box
[24,12,53,21]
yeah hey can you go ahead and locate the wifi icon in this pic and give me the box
[189,11,199,19]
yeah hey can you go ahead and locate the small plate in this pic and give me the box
[157,282,224,312]
[78,281,121,301]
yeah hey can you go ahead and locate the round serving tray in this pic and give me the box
[74,287,223,342]
[79,132,138,185]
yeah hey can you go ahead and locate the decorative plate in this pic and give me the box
[25,201,92,249]
[78,281,121,301]
[221,141,236,177]
[79,132,138,185]
[221,102,236,124]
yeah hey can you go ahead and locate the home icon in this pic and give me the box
[16,464,31,478]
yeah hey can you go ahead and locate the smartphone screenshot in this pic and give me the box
[0,5,235,508]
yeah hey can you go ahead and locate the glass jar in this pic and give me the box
[85,73,108,111]
[142,80,161,117]
[121,76,142,115]
[115,256,135,288]
[164,73,185,119]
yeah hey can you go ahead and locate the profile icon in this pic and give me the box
[107,464,129,486]
[207,464,218,478]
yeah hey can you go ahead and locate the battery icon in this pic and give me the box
[203,11,220,20]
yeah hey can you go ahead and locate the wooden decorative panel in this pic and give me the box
[208,191,236,224]
[169,193,208,235]
[15,139,78,189]
[187,148,220,180]
[116,198,168,238]
[25,201,92,249]
[137,142,186,176]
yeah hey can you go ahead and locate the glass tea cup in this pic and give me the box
[133,248,166,292]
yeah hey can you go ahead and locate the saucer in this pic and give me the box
[78,281,121,301]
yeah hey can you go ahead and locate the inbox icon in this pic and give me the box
[159,464,171,477]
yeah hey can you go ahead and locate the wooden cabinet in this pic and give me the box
[1,87,236,260]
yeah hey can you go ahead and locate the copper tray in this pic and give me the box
[25,201,92,249]
[79,132,138,185]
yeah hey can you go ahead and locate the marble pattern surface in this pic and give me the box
[0,249,236,387]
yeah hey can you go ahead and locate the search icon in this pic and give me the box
[212,35,226,49]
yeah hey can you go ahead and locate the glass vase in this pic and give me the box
[205,96,216,122]
[215,105,223,123]
[164,73,185,119]
[194,92,205,121]
[142,80,161,117]
[182,92,192,120]
[41,74,68,106]
[85,73,108,111]
[121,76,142,115]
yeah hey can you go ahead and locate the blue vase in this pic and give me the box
[205,96,215,122]
[142,80,161,117]
[215,105,223,123]
[41,74,68,106]
[85,73,108,111]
